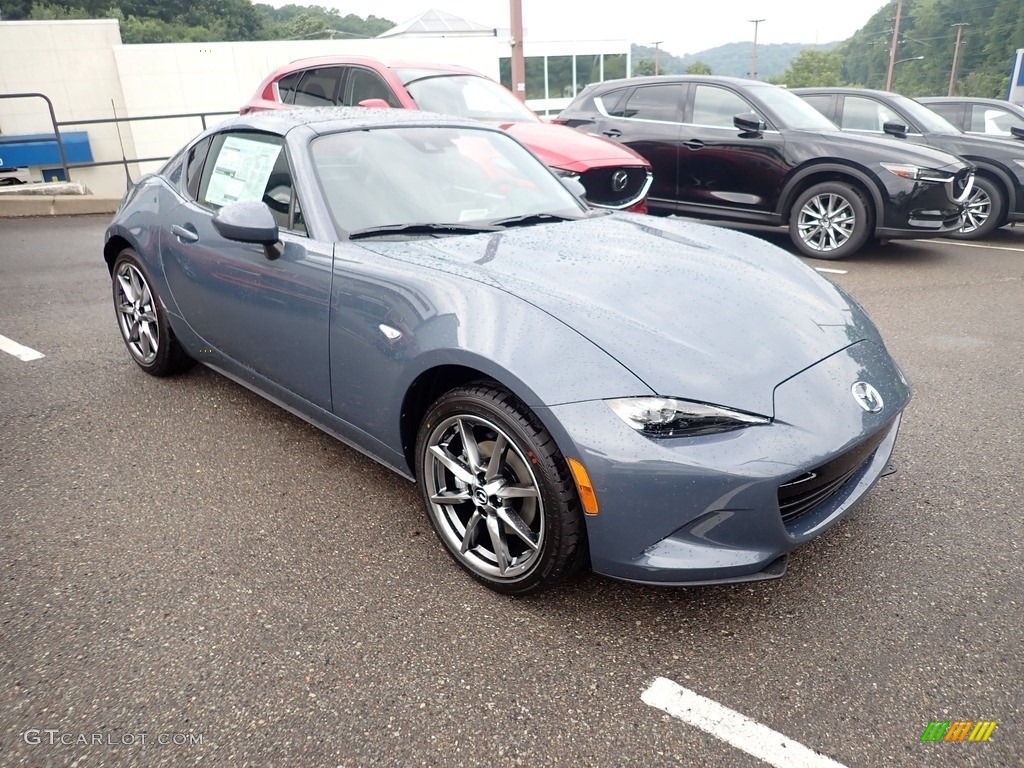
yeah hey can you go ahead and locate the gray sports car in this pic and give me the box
[104,107,910,594]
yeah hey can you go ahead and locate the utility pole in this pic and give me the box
[948,23,969,96]
[748,19,765,79]
[884,0,904,91]
[652,41,663,75]
[509,0,526,103]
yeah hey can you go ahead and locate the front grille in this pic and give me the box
[579,167,650,208]
[777,422,892,525]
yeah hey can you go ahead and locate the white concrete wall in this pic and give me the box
[0,19,627,197]
[0,19,138,194]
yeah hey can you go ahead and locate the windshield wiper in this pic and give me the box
[488,213,576,228]
[348,222,499,240]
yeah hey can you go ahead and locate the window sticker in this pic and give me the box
[205,136,282,207]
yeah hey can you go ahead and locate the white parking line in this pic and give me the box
[0,333,45,361]
[642,677,849,768]
[814,267,848,274]
[930,240,1024,253]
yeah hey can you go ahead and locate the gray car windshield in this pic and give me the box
[311,126,586,236]
[887,92,962,135]
[748,84,840,131]
[398,72,538,123]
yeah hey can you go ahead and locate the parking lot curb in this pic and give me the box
[0,195,119,217]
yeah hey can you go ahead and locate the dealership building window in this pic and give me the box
[500,52,630,114]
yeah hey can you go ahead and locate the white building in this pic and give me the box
[0,13,630,197]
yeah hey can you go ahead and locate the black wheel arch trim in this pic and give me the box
[777,163,884,227]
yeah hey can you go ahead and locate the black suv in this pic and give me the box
[794,88,1024,239]
[556,75,973,259]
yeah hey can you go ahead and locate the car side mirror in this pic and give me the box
[734,112,765,135]
[882,121,909,138]
[357,98,392,109]
[1011,125,1024,140]
[212,201,282,260]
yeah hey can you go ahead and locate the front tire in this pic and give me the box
[789,181,871,260]
[950,175,1005,240]
[415,382,587,595]
[112,249,193,376]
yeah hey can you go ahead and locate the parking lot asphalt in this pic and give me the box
[1,215,1021,768]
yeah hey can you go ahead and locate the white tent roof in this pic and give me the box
[377,8,495,38]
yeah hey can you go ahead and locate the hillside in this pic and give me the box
[632,42,839,80]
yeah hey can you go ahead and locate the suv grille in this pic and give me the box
[777,422,892,526]
[579,167,650,209]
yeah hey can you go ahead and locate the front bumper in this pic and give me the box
[875,166,972,238]
[541,340,911,585]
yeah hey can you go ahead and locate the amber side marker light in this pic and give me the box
[567,458,599,515]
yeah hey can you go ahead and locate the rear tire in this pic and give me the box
[112,249,194,377]
[789,181,871,260]
[415,382,587,595]
[950,175,1004,240]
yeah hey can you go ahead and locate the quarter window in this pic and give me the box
[184,137,212,201]
[276,71,303,104]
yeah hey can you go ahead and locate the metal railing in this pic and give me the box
[0,92,235,184]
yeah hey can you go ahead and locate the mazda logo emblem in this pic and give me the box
[851,381,884,413]
[611,170,629,193]
[473,488,489,506]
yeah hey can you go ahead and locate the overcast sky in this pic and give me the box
[324,1,892,55]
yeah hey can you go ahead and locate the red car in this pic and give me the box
[242,56,652,212]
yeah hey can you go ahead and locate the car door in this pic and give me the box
[592,83,684,205]
[161,130,334,410]
[675,83,786,215]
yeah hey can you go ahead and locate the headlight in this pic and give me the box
[607,397,770,438]
[879,162,955,183]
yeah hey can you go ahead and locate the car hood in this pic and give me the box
[355,215,880,415]
[791,128,969,170]
[496,121,650,172]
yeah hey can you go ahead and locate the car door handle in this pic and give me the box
[683,139,705,151]
[602,129,622,138]
[170,224,199,243]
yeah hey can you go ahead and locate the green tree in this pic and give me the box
[780,49,843,87]
[633,59,656,76]
[685,60,712,75]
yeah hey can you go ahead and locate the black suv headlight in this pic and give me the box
[880,162,955,183]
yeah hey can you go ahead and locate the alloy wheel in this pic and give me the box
[423,414,544,580]
[959,185,992,234]
[114,261,159,365]
[797,192,856,253]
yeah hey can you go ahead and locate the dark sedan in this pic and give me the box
[794,87,1024,239]
[555,75,973,259]
[104,108,910,594]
